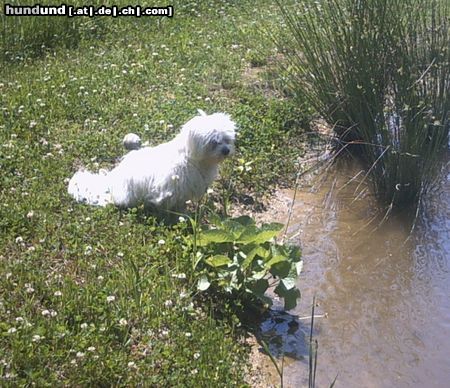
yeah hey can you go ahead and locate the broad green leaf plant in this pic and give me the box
[193,215,302,310]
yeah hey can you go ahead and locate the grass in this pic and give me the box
[0,0,311,385]
[275,0,449,210]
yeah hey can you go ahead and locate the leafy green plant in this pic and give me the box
[193,215,302,310]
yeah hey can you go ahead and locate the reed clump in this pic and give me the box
[276,0,449,209]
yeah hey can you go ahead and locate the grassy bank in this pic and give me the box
[0,1,309,385]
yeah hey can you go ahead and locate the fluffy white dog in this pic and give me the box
[68,111,236,211]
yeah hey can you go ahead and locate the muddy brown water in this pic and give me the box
[260,156,450,388]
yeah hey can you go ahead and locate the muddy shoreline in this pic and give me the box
[241,139,333,387]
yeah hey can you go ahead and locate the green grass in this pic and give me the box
[0,1,311,385]
[275,0,449,210]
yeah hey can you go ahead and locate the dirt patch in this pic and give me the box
[239,161,332,387]
[244,335,280,388]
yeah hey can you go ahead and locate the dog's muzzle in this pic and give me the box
[221,146,230,156]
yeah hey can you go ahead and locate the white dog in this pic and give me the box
[68,111,236,211]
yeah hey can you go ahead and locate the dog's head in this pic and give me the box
[181,112,236,163]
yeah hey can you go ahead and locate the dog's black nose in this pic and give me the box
[221,146,230,156]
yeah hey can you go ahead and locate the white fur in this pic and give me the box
[122,133,141,150]
[68,112,236,211]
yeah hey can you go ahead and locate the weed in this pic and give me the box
[193,215,302,310]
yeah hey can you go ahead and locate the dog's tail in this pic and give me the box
[68,169,111,206]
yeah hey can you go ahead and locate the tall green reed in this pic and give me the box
[275,0,449,209]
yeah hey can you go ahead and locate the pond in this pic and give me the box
[260,154,450,387]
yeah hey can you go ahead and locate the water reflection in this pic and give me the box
[259,310,310,360]
[260,156,450,387]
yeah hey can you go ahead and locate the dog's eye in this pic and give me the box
[210,140,219,148]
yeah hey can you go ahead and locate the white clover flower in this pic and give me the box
[119,318,128,326]
[193,352,200,360]
[117,252,124,258]
[185,332,192,338]
[158,239,165,245]
[29,121,37,129]
[162,330,169,337]
[164,300,173,308]
[97,275,104,281]
[50,310,57,317]
[206,188,214,194]
[15,236,23,244]
[26,211,34,219]
[178,216,186,223]
[127,361,136,368]
[32,335,42,342]
[107,295,116,303]
[76,352,85,358]
[7,327,17,334]
[80,323,88,330]
[191,368,198,375]
[54,291,62,297]
[172,273,187,280]
[41,309,50,317]
[87,346,96,352]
